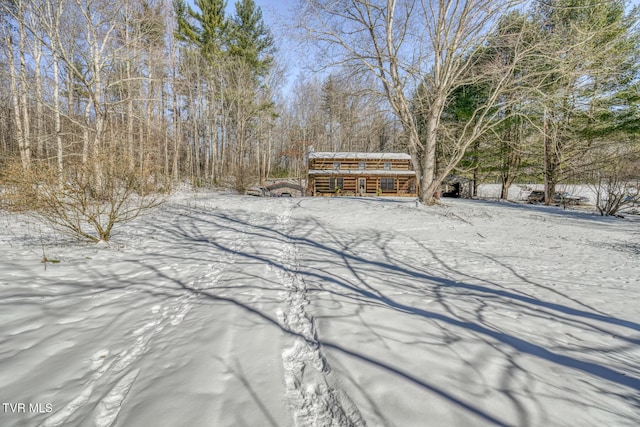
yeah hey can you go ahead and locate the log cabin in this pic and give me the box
[308,152,418,197]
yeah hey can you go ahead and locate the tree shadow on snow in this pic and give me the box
[160,203,638,423]
[47,200,640,426]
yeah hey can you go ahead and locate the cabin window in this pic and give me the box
[359,161,366,170]
[384,161,391,170]
[330,177,344,191]
[333,161,341,170]
[380,178,395,191]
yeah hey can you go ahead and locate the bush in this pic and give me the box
[232,165,258,194]
[594,177,640,216]
[1,152,166,242]
[591,152,640,217]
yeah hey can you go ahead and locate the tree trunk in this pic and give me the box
[82,100,91,164]
[6,30,29,169]
[34,37,44,159]
[18,7,31,167]
[53,52,63,177]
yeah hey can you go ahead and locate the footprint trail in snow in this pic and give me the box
[276,203,366,427]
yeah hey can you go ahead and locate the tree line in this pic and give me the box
[0,0,408,191]
[0,0,275,189]
[0,0,639,240]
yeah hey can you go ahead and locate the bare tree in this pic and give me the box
[298,0,529,204]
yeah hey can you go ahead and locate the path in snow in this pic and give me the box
[275,202,365,427]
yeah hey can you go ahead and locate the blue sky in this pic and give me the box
[222,0,295,29]
[240,0,309,98]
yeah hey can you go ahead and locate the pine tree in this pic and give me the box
[228,0,274,79]
[533,0,639,203]
[173,0,228,61]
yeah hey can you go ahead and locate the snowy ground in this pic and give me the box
[476,183,597,202]
[1,192,639,427]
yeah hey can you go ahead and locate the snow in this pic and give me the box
[308,169,417,176]
[308,152,412,160]
[1,192,639,427]
[477,183,597,203]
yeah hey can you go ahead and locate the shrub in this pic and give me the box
[591,152,640,217]
[1,151,166,242]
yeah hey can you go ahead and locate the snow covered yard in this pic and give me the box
[1,193,639,427]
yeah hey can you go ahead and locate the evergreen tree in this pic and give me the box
[173,0,228,61]
[228,0,274,79]
[532,0,639,203]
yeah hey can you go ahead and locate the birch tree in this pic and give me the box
[42,0,65,175]
[1,0,31,168]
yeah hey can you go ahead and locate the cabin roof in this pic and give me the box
[308,152,412,160]
[308,169,416,176]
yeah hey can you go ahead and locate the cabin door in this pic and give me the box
[358,178,366,195]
